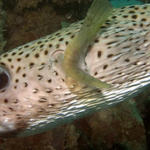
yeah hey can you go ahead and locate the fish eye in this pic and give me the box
[0,66,10,91]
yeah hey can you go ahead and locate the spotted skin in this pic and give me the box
[0,4,150,137]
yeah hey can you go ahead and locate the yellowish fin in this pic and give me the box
[63,0,112,89]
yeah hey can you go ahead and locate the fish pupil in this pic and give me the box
[0,67,10,91]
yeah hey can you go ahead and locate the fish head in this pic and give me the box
[0,53,42,136]
[0,43,66,137]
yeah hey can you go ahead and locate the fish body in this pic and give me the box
[0,4,150,137]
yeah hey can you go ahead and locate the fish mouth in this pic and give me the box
[0,125,19,137]
[0,119,28,137]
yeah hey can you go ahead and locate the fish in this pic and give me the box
[0,3,150,137]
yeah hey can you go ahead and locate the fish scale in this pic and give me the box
[0,4,150,137]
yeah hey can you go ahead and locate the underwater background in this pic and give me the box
[0,0,150,150]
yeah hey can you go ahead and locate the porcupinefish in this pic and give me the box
[0,2,150,137]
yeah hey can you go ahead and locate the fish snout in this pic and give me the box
[0,117,28,137]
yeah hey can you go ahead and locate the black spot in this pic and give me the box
[133,61,138,65]
[48,79,52,83]
[97,51,102,58]
[128,10,135,13]
[140,23,143,27]
[0,89,5,93]
[38,98,47,103]
[51,37,55,40]
[45,88,53,93]
[16,67,21,73]
[35,53,39,58]
[103,35,109,39]
[50,103,55,107]
[140,12,145,15]
[32,48,36,52]
[24,45,29,48]
[107,54,114,58]
[100,25,107,29]
[132,15,137,19]
[22,73,26,77]
[37,74,43,80]
[49,44,53,48]
[128,6,135,8]
[59,38,64,41]
[17,58,21,62]
[94,72,98,76]
[143,6,147,9]
[18,51,24,55]
[141,18,146,22]
[71,35,75,39]
[41,62,45,65]
[122,45,130,49]
[9,107,14,111]
[14,99,19,104]
[55,32,60,36]
[33,88,39,93]
[54,71,58,76]
[65,41,69,45]
[12,52,16,56]
[103,64,108,70]
[18,47,22,50]
[54,59,58,63]
[106,41,117,45]
[111,16,117,19]
[94,39,99,43]
[3,54,8,57]
[123,15,128,18]
[37,41,42,44]
[24,82,28,87]
[0,63,6,66]
[25,53,30,58]
[44,50,48,55]
[56,44,60,48]
[134,7,139,10]
[66,32,71,35]
[15,79,19,83]
[133,23,137,26]
[40,44,44,48]
[4,99,8,103]
[115,34,123,37]
[124,58,130,62]
[128,28,134,31]
[29,62,34,69]
[8,58,12,62]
